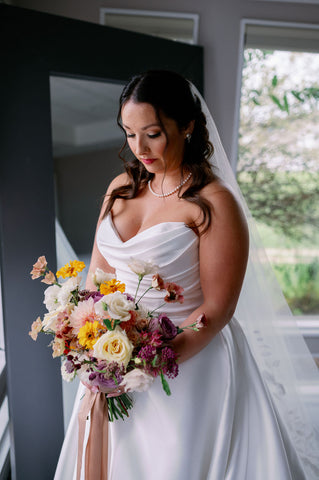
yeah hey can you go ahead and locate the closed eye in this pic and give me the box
[126,132,161,139]
[148,132,161,139]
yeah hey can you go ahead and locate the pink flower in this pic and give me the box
[69,297,102,334]
[195,313,207,329]
[164,282,184,304]
[29,316,42,341]
[52,337,65,358]
[151,274,165,290]
[55,307,73,340]
[150,331,163,347]
[41,271,56,285]
[30,256,47,279]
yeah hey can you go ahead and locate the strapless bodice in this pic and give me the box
[96,214,203,323]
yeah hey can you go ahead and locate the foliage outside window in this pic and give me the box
[237,49,319,315]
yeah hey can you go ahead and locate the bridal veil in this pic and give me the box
[191,84,319,478]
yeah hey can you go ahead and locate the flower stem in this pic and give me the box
[148,302,166,316]
[136,286,153,305]
[134,276,142,302]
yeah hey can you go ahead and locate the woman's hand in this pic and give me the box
[106,384,126,398]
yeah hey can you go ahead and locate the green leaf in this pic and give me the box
[271,75,278,87]
[104,318,114,330]
[270,94,285,111]
[291,90,304,103]
[152,354,159,367]
[103,318,121,330]
[283,94,289,113]
[160,371,171,396]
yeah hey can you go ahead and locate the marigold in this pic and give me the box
[100,279,125,295]
[56,260,86,279]
[78,320,104,350]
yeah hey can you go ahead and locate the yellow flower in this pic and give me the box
[78,321,104,350]
[100,279,125,295]
[56,260,86,279]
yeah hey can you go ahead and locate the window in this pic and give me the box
[236,20,319,357]
[99,8,199,45]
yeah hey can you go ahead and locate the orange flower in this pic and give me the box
[120,311,137,333]
[30,256,47,279]
[100,279,125,295]
[56,260,85,279]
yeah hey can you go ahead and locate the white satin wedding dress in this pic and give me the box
[55,213,307,480]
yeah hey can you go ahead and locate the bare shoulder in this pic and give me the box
[106,172,130,195]
[200,179,248,233]
[201,179,241,211]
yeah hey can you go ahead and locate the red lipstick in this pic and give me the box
[141,158,156,165]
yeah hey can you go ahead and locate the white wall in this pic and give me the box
[13,0,319,160]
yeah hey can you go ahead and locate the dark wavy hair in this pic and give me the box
[103,70,216,233]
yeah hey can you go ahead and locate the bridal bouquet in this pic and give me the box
[29,256,206,421]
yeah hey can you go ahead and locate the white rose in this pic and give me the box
[95,291,135,321]
[43,284,61,312]
[128,258,158,277]
[91,268,116,287]
[58,276,81,307]
[121,369,154,392]
[93,327,133,368]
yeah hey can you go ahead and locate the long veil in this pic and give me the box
[192,85,319,478]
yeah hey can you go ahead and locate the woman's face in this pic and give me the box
[121,100,188,174]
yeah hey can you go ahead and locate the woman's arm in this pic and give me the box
[171,185,249,363]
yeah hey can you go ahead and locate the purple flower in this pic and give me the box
[125,293,135,302]
[89,372,121,392]
[138,345,156,362]
[79,290,103,303]
[64,359,75,374]
[160,347,179,379]
[149,314,178,340]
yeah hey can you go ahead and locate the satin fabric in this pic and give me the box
[54,215,306,479]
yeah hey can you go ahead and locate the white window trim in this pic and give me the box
[99,8,199,45]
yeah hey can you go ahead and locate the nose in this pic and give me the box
[135,136,149,156]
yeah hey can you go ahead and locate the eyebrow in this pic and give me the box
[123,122,160,131]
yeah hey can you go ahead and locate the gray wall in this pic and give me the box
[12,0,319,161]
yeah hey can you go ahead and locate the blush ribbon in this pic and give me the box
[77,389,108,480]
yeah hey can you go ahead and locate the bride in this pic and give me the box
[55,70,318,479]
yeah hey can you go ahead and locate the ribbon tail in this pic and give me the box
[85,392,108,479]
[76,390,108,480]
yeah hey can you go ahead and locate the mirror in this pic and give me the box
[50,76,124,265]
[50,76,125,428]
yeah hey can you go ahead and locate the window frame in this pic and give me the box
[233,19,319,352]
[99,8,199,45]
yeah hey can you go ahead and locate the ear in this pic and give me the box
[185,120,195,136]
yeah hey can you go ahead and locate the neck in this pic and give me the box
[151,168,188,189]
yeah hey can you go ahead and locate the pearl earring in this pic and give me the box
[185,133,192,143]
